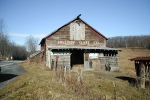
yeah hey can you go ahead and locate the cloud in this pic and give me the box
[9,33,46,38]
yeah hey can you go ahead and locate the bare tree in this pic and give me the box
[25,35,39,54]
[0,19,10,58]
[106,35,150,49]
[0,19,28,60]
[0,19,7,34]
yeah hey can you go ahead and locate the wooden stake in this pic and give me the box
[113,82,116,100]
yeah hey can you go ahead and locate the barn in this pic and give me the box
[39,15,121,71]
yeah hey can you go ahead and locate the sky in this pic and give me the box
[0,0,150,46]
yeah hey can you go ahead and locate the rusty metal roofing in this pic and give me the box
[129,57,150,61]
[48,46,122,51]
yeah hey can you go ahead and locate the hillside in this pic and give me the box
[119,48,150,77]
[0,48,150,100]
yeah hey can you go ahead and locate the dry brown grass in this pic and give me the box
[119,48,150,77]
[0,62,81,100]
[0,48,150,100]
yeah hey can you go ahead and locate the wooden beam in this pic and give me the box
[140,62,145,89]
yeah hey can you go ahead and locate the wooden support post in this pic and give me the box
[84,53,89,69]
[135,61,138,77]
[145,62,149,79]
[51,59,54,70]
[47,50,51,69]
[140,62,145,89]
[148,62,150,80]
[55,55,59,71]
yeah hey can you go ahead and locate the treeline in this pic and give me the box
[0,19,27,60]
[0,32,27,60]
[106,35,150,49]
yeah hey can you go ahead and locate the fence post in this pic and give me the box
[113,82,116,100]
[77,68,82,85]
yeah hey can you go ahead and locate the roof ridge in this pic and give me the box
[39,15,107,44]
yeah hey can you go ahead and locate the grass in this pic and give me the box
[119,48,150,77]
[0,62,80,100]
[0,48,150,100]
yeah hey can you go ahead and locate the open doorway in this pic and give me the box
[70,50,84,68]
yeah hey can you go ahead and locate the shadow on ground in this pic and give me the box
[0,74,18,82]
[116,76,137,85]
[116,76,150,88]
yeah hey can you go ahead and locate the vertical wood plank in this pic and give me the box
[70,23,75,40]
[70,22,85,40]
[81,23,85,40]
[84,53,89,69]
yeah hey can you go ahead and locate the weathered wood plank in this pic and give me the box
[70,22,85,40]
[46,21,106,48]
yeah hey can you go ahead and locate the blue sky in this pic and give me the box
[0,0,150,46]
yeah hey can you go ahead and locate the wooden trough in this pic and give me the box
[129,57,150,89]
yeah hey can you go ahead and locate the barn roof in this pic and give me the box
[129,57,150,61]
[47,46,122,51]
[39,14,108,44]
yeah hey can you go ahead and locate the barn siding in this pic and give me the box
[99,56,119,71]
[51,54,71,69]
[46,21,105,48]
[70,22,85,40]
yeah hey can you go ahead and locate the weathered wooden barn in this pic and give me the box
[39,15,121,71]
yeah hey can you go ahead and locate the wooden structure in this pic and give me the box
[39,15,121,71]
[129,57,150,89]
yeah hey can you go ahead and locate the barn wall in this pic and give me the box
[99,56,119,71]
[90,59,101,70]
[41,44,45,50]
[50,54,71,69]
[46,21,106,48]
